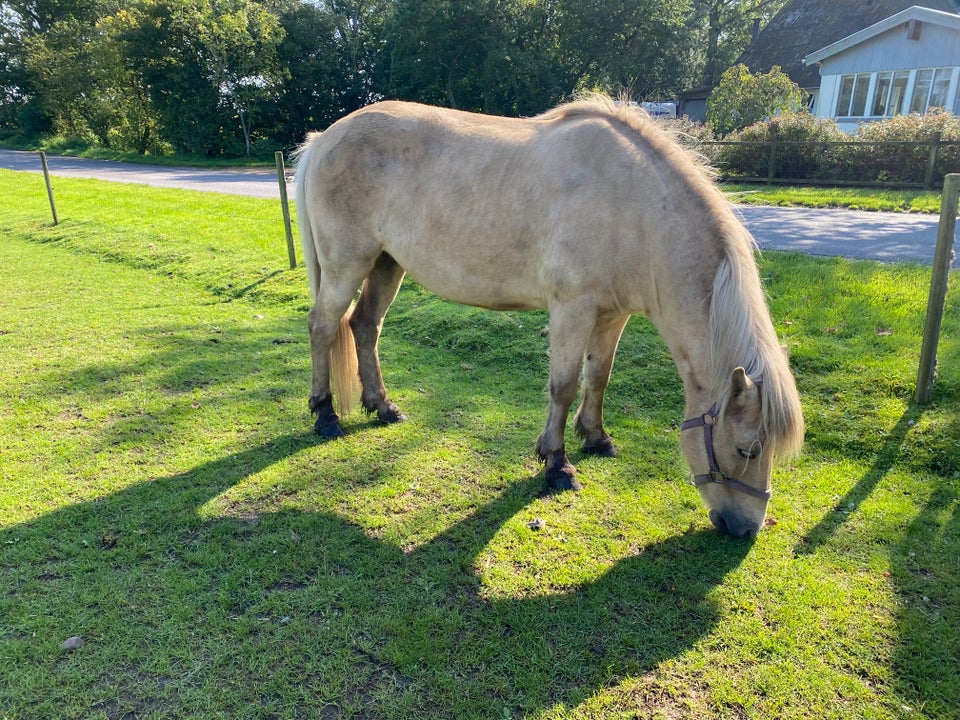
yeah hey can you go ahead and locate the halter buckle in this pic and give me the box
[709,469,727,484]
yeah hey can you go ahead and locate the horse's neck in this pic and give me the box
[650,294,717,418]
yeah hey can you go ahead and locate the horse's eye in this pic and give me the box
[737,447,759,460]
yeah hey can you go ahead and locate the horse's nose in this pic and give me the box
[709,509,760,539]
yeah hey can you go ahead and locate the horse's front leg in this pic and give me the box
[536,302,596,491]
[575,313,630,457]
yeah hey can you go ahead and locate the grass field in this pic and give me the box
[1,170,958,719]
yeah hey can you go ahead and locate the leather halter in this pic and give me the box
[680,403,772,501]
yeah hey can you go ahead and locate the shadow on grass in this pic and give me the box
[792,402,960,713]
[794,406,922,556]
[889,473,960,717]
[1,442,748,718]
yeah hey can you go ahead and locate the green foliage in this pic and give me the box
[715,109,960,186]
[1,0,753,155]
[706,64,806,137]
[716,112,846,180]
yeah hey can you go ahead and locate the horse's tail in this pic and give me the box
[330,306,359,417]
[294,134,360,418]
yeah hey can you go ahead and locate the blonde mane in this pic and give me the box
[708,221,804,459]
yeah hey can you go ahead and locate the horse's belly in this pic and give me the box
[391,245,546,311]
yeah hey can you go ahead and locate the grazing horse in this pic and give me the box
[294,96,804,538]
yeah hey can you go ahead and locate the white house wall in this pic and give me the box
[819,22,960,75]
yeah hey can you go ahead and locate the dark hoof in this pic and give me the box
[582,437,617,458]
[377,403,407,425]
[310,394,344,439]
[546,463,583,492]
[314,419,345,439]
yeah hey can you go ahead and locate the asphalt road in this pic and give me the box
[1,148,949,265]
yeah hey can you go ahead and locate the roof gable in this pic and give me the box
[803,6,960,64]
[735,0,960,89]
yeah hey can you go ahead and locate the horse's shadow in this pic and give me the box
[2,434,749,717]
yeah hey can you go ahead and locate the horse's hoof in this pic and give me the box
[546,464,583,492]
[314,420,345,439]
[582,437,617,458]
[377,404,407,425]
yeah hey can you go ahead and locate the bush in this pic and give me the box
[717,112,845,180]
[713,109,960,186]
[855,109,960,184]
[706,64,806,137]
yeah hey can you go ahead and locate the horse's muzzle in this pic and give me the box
[709,509,761,539]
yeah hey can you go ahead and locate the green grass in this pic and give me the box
[722,183,943,214]
[1,170,958,719]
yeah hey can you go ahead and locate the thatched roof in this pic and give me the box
[736,0,960,89]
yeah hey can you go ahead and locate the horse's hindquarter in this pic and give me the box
[304,102,669,314]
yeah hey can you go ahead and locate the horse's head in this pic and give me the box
[680,368,771,539]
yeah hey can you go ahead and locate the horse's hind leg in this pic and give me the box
[308,267,369,438]
[575,314,629,457]
[351,252,407,424]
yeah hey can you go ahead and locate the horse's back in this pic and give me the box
[297,100,728,312]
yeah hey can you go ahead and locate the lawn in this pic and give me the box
[0,170,957,719]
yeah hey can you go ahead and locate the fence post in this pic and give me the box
[766,127,778,184]
[275,151,297,269]
[924,132,942,189]
[39,151,59,225]
[915,172,960,404]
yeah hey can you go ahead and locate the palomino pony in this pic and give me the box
[294,96,804,538]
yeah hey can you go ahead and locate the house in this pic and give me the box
[724,0,959,121]
[803,5,960,131]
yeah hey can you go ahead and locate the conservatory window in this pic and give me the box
[871,71,910,117]
[872,72,892,116]
[843,68,955,119]
[836,73,871,116]
[928,68,951,109]
[888,72,910,115]
[910,69,934,113]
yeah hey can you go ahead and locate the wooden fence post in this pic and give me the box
[766,127,779,184]
[275,151,296,269]
[915,172,960,404]
[924,132,942,189]
[39,151,59,225]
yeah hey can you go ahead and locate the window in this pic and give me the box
[836,73,871,116]
[871,71,910,117]
[851,74,871,116]
[836,75,855,117]
[837,68,955,119]
[929,68,951,109]
[888,72,910,115]
[910,69,934,113]
[872,72,892,116]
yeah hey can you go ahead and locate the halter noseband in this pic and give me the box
[680,403,771,501]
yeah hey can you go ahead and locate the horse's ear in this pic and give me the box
[731,367,753,397]
[728,367,760,415]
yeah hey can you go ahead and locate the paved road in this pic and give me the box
[0,148,282,199]
[1,148,950,265]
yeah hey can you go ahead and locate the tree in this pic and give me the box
[553,0,694,100]
[119,0,284,156]
[706,63,804,136]
[387,0,520,112]
[691,0,788,87]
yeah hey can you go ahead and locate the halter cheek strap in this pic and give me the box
[680,403,772,501]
